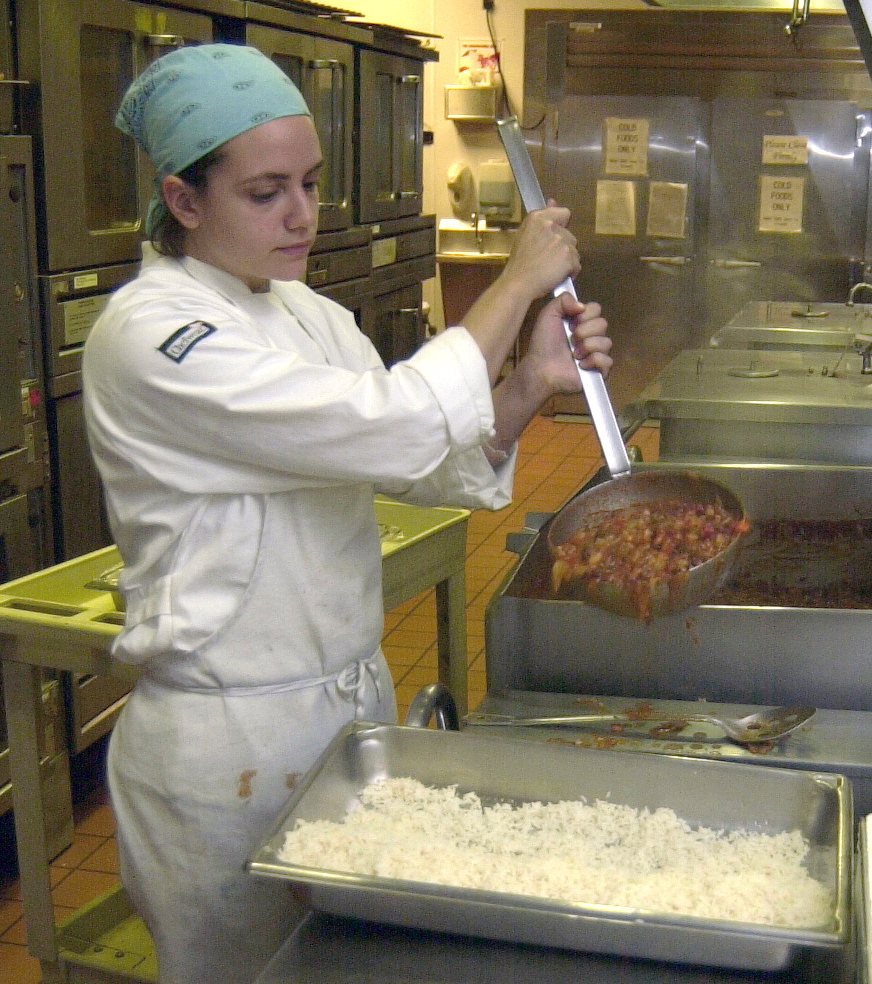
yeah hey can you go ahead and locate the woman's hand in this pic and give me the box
[498,205,581,304]
[487,295,612,460]
[518,294,612,404]
[461,203,582,386]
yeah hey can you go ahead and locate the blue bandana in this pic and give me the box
[116,43,312,239]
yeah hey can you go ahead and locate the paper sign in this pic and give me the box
[457,38,501,85]
[595,180,636,236]
[62,294,110,347]
[604,118,649,177]
[759,175,805,233]
[762,135,808,166]
[646,182,688,239]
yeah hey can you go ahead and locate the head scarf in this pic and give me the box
[115,43,312,239]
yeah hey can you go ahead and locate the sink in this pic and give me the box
[438,220,517,258]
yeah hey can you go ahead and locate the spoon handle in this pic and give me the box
[464,711,727,729]
[463,712,618,727]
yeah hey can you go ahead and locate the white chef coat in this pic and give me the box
[81,248,517,984]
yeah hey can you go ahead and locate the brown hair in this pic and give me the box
[150,147,225,258]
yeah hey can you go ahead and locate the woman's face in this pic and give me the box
[180,115,323,290]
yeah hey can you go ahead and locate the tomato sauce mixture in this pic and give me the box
[551,498,750,619]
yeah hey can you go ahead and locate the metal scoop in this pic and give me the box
[496,117,749,620]
[463,706,815,745]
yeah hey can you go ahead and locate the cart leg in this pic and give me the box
[435,571,468,720]
[2,654,62,968]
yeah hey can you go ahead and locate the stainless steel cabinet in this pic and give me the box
[703,98,870,336]
[528,9,872,411]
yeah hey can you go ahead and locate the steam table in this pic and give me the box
[0,499,469,983]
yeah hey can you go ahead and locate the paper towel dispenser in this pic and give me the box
[478,159,518,225]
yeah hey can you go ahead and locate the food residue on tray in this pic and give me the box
[550,499,749,620]
[278,777,832,929]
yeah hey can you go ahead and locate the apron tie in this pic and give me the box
[335,655,381,713]
[141,653,382,710]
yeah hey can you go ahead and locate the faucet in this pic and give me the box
[855,333,872,373]
[847,282,872,306]
[473,210,484,253]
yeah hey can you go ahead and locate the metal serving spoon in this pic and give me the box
[463,706,816,746]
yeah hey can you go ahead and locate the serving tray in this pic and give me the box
[248,722,852,974]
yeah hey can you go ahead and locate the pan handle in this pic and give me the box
[496,116,631,479]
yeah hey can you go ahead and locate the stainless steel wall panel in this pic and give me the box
[527,10,872,412]
[703,99,870,337]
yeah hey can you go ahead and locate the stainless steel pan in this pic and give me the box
[496,117,749,616]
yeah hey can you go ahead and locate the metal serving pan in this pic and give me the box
[486,461,872,712]
[248,722,852,974]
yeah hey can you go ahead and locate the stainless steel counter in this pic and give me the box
[710,301,872,351]
[626,348,872,461]
[484,462,872,800]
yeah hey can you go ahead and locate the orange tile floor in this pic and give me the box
[0,416,659,983]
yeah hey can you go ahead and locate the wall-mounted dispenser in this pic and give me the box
[478,159,518,225]
[444,85,500,123]
[447,161,477,222]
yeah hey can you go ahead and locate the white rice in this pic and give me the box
[277,776,833,928]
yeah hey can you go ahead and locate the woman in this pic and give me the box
[82,43,612,984]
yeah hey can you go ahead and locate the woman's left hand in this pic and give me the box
[520,293,612,401]
[487,293,612,460]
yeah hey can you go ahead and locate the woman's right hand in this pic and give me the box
[498,204,581,302]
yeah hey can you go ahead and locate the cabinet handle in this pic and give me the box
[400,75,420,84]
[146,35,186,48]
[309,59,347,210]
[712,258,763,268]
[639,256,689,266]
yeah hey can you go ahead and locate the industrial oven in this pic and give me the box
[0,131,71,855]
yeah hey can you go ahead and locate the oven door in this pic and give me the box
[246,22,354,233]
[364,277,424,368]
[358,50,424,224]
[17,0,214,272]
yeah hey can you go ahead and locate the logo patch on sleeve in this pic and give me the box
[158,321,217,362]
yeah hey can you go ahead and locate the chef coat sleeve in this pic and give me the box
[373,327,517,511]
[84,283,513,501]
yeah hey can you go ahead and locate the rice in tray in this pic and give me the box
[277,776,833,929]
